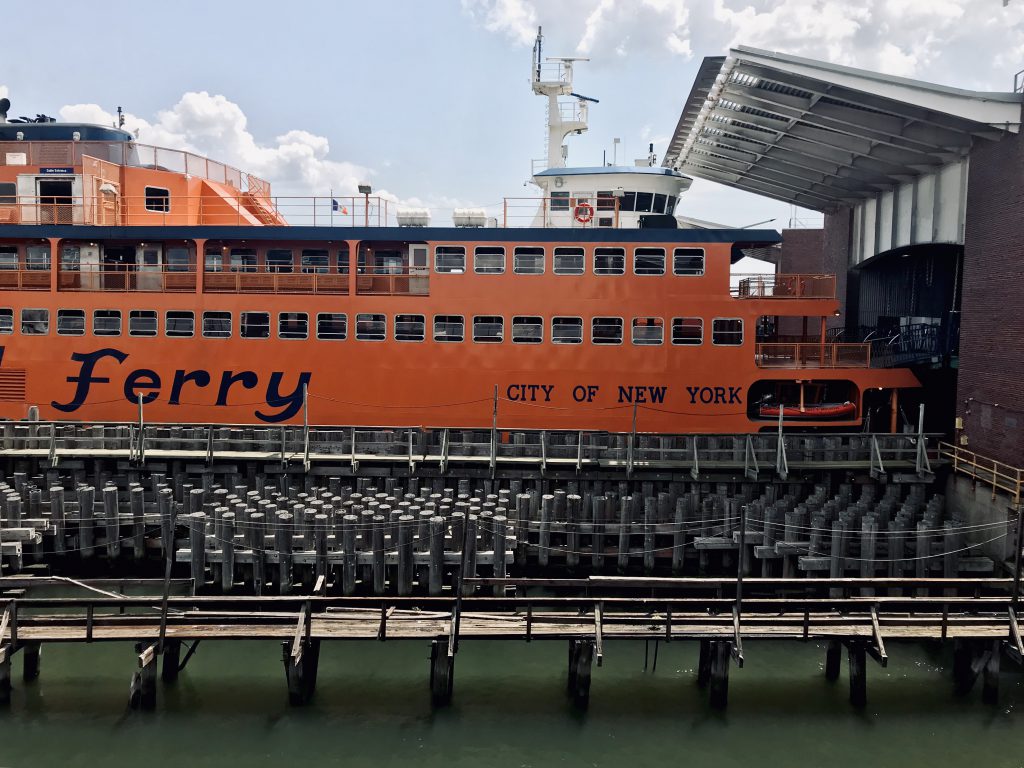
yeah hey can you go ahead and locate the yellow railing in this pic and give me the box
[939,442,1024,505]
[756,342,871,368]
[734,274,836,299]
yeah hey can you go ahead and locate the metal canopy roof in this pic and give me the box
[663,47,1024,211]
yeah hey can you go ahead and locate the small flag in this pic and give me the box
[331,199,349,215]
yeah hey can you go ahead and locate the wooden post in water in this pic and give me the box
[492,515,508,595]
[102,485,120,559]
[397,514,415,596]
[342,514,357,595]
[276,512,294,595]
[430,638,454,706]
[848,641,867,707]
[22,642,40,681]
[78,486,95,559]
[825,639,842,681]
[709,640,731,709]
[567,638,594,708]
[428,516,445,595]
[372,514,386,594]
[131,486,145,560]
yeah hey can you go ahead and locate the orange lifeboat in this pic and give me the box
[758,402,857,420]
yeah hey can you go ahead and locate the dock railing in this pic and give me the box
[733,274,836,299]
[940,442,1024,505]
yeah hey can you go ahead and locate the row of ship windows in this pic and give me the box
[6,309,744,346]
[429,246,704,276]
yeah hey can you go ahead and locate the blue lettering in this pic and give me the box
[124,369,161,405]
[169,369,212,405]
[215,371,258,406]
[256,372,312,423]
[52,348,127,413]
[506,384,521,402]
[617,386,633,404]
[728,386,742,404]
[647,386,667,404]
[539,384,554,402]
[686,386,699,404]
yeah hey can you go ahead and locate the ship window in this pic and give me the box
[166,247,191,272]
[594,247,624,275]
[60,246,80,271]
[474,246,505,274]
[553,247,585,275]
[317,312,347,340]
[166,311,194,337]
[512,315,543,344]
[144,187,170,213]
[592,317,623,345]
[632,317,663,346]
[202,311,232,338]
[634,192,654,213]
[129,310,157,337]
[473,315,503,343]
[433,314,464,342]
[435,245,465,273]
[395,313,425,342]
[301,249,329,274]
[26,244,50,270]
[336,245,351,275]
[551,316,583,344]
[0,309,12,334]
[204,248,224,272]
[620,191,636,212]
[671,317,703,345]
[241,311,270,339]
[57,309,85,336]
[356,313,386,341]
[93,310,121,336]
[513,246,544,275]
[653,193,667,214]
[229,248,256,273]
[712,318,743,346]
[0,183,15,205]
[550,191,570,211]
[266,249,294,274]
[0,248,16,270]
[673,248,705,276]
[21,309,48,335]
[666,196,677,215]
[634,248,665,275]
[279,312,308,339]
[596,192,614,211]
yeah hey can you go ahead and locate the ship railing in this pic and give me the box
[755,343,871,368]
[355,268,429,296]
[204,271,349,294]
[0,141,255,192]
[57,269,197,292]
[502,196,622,228]
[0,195,395,227]
[0,421,944,474]
[0,269,51,290]
[733,274,836,299]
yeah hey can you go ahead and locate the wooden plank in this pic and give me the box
[868,606,888,667]
[448,612,456,659]
[732,605,744,667]
[290,604,307,665]
[594,601,604,667]
[0,604,10,644]
[1009,608,1024,664]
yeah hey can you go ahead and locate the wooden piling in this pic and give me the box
[825,639,842,681]
[848,641,867,707]
[131,486,145,560]
[397,514,415,596]
[709,640,731,709]
[430,639,454,706]
[342,514,357,595]
[22,641,40,681]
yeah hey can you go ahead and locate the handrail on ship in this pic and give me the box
[733,273,836,299]
[755,343,872,368]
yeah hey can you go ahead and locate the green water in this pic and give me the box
[2,639,1022,767]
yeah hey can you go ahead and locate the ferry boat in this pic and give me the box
[0,35,918,432]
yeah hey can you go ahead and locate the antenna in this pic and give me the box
[533,26,543,83]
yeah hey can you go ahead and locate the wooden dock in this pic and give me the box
[1,576,1021,710]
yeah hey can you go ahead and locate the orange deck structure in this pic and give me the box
[0,125,918,432]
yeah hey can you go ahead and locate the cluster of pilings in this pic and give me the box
[0,465,995,588]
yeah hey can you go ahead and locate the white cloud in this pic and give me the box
[460,0,538,46]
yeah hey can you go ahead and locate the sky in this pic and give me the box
[1,0,1023,228]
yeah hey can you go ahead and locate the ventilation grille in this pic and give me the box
[0,369,27,401]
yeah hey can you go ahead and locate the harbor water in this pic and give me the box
[2,638,1023,767]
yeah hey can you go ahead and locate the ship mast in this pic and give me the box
[531,27,597,170]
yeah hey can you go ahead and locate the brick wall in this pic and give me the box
[822,209,852,333]
[958,130,1024,467]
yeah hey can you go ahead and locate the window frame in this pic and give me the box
[472,315,504,343]
[394,313,426,342]
[633,247,666,276]
[551,316,583,345]
[93,309,121,337]
[278,311,309,340]
[165,310,195,338]
[266,249,295,274]
[316,312,347,340]
[511,315,543,345]
[129,309,158,338]
[473,246,506,275]
[57,309,86,337]
[513,246,545,275]
[434,245,466,274]
[553,246,585,276]
[672,247,706,277]
[591,316,624,346]
[240,311,271,340]
[202,311,233,339]
[0,308,12,334]
[711,317,744,346]
[143,186,170,213]
[355,312,387,341]
[670,317,703,346]
[594,247,625,276]
[0,182,15,205]
[631,317,664,346]
[433,314,465,343]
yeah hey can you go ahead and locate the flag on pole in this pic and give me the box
[332,199,349,215]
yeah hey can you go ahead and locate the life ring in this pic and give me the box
[574,202,594,224]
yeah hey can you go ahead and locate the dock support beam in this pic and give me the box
[567,638,594,708]
[0,645,10,705]
[824,639,842,682]
[22,642,40,682]
[709,640,731,709]
[129,642,158,711]
[982,640,1001,705]
[282,638,320,706]
[848,641,867,708]
[697,639,712,688]
[430,639,454,706]
[161,639,181,683]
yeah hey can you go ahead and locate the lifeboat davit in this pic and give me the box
[758,402,857,420]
